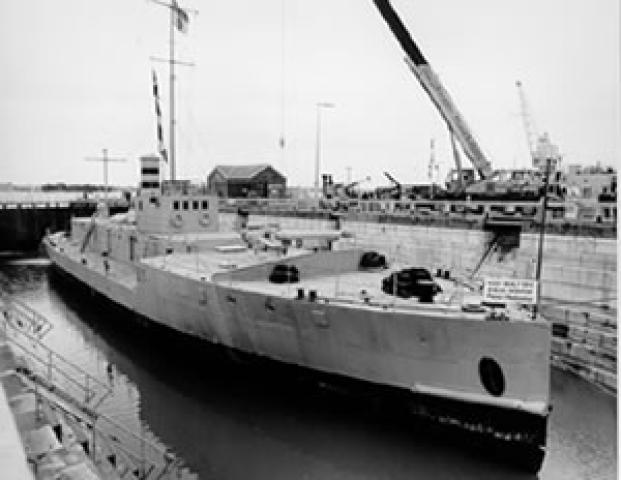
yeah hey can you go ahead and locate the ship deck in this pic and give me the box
[49,231,535,323]
[140,246,310,276]
[144,248,534,321]
[227,270,479,315]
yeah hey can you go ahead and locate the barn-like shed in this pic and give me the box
[207,164,286,198]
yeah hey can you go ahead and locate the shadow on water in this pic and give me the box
[2,263,616,480]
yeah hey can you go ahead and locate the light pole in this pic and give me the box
[533,157,552,318]
[314,102,335,200]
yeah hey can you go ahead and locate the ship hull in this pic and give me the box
[44,235,550,472]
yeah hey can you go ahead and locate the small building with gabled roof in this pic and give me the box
[207,164,286,198]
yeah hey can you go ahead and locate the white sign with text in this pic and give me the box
[483,277,537,304]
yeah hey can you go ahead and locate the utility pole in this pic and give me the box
[314,102,335,199]
[85,149,126,210]
[149,0,197,181]
[346,166,352,184]
[533,157,552,318]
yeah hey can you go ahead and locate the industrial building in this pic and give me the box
[562,164,617,200]
[207,164,286,198]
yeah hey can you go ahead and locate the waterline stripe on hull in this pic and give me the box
[412,384,549,416]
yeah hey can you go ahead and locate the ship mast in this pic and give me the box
[150,0,195,181]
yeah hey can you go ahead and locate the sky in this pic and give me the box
[1,0,618,188]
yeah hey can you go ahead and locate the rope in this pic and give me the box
[278,0,287,173]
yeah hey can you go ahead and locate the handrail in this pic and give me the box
[4,325,112,406]
[22,374,192,479]
[0,298,112,406]
[0,293,53,339]
[86,411,188,480]
[4,315,111,392]
[97,412,174,462]
[0,294,193,479]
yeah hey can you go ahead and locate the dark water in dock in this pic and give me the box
[0,262,617,480]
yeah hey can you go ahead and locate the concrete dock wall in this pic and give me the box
[0,203,128,252]
[0,343,33,480]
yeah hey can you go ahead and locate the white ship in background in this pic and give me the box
[44,0,552,472]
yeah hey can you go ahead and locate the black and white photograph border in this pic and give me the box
[0,0,617,479]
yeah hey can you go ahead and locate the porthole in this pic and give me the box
[479,357,505,397]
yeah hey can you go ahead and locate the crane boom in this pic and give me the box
[449,129,464,191]
[372,0,494,179]
[516,80,538,159]
[383,171,401,187]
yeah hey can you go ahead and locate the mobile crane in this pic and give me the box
[372,0,546,201]
[321,173,371,210]
[516,80,562,173]
[382,171,403,199]
[372,0,493,181]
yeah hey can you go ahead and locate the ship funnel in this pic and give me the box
[140,155,161,192]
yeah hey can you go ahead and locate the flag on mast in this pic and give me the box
[172,0,189,33]
[151,70,168,163]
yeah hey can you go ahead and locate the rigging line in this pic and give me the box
[279,0,286,161]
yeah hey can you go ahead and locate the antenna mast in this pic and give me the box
[150,0,196,181]
[428,138,438,179]
[85,149,126,210]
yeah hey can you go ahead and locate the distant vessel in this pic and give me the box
[44,0,551,472]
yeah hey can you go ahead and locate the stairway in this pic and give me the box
[0,294,197,479]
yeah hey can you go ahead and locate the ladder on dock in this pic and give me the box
[1,292,53,340]
[18,375,196,480]
[1,294,112,409]
[0,292,197,479]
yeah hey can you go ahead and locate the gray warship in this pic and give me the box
[44,0,552,472]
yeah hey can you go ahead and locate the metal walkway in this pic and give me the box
[0,292,197,479]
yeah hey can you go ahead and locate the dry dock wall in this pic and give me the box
[0,203,128,252]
